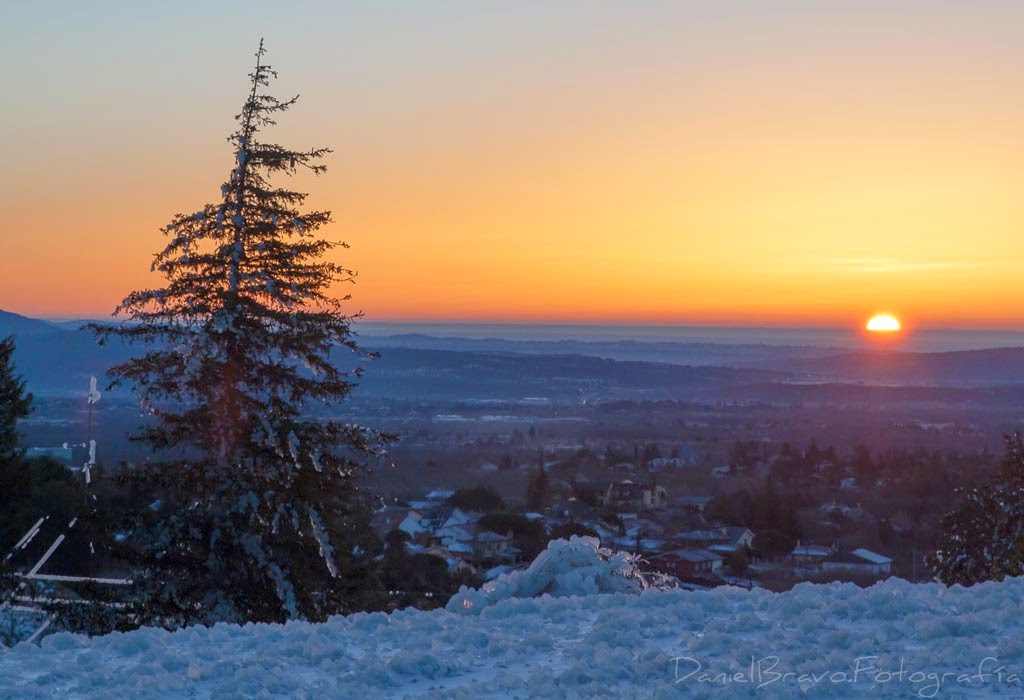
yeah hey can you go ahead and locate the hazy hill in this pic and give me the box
[363,333,1024,387]
[3,309,792,399]
[349,347,788,402]
[6,309,1024,395]
[0,310,133,395]
[0,309,62,337]
[362,333,840,368]
[789,347,1024,386]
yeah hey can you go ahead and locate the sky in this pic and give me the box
[3,1,1024,329]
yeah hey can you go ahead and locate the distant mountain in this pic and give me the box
[12,329,138,395]
[348,347,789,402]
[362,334,842,369]
[363,334,1024,387]
[0,309,62,337]
[788,347,1024,386]
[0,310,134,395]
[49,319,111,331]
[7,309,1024,395]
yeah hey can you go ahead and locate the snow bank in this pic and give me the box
[447,536,658,614]
[5,576,1024,698]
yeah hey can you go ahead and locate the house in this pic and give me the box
[399,512,432,540]
[602,480,668,510]
[788,544,833,569]
[431,507,476,535]
[615,517,669,555]
[822,548,893,577]
[421,544,478,575]
[723,527,754,549]
[434,519,518,566]
[446,541,475,557]
[370,505,434,544]
[472,530,513,562]
[372,507,428,540]
[434,522,478,550]
[655,548,723,578]
[675,527,753,552]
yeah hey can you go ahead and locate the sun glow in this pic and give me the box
[866,314,901,332]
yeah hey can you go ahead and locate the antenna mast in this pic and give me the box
[85,377,101,568]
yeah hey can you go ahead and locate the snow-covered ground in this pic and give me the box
[3,541,1024,698]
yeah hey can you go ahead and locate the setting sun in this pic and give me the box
[866,313,902,332]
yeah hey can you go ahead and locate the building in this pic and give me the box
[372,507,431,542]
[655,548,724,578]
[434,522,476,551]
[472,531,513,562]
[675,527,753,552]
[788,544,833,569]
[822,548,893,577]
[420,544,478,575]
[602,480,668,510]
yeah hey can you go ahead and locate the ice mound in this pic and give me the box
[447,536,666,614]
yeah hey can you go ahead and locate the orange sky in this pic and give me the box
[3,2,1024,328]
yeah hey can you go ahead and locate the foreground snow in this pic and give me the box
[4,574,1024,698]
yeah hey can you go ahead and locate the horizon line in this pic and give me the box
[23,314,1024,334]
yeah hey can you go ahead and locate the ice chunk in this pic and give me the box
[447,536,667,614]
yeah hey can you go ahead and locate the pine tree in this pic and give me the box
[91,41,388,627]
[0,336,32,464]
[0,335,33,636]
[929,433,1024,586]
[525,464,550,512]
